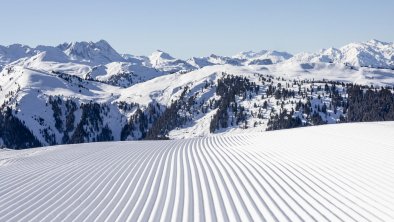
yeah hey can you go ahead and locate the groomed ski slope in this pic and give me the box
[1,122,394,221]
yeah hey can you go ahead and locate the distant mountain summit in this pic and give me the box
[289,39,394,69]
[148,50,195,73]
[149,50,175,64]
[57,40,126,65]
[233,50,293,65]
[0,44,33,65]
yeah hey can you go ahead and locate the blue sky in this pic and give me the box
[1,0,393,58]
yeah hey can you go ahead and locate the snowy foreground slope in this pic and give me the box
[1,122,394,221]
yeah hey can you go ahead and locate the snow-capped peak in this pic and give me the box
[149,50,175,66]
[57,40,125,65]
[289,39,394,69]
[148,50,194,73]
[186,57,215,68]
[0,44,34,65]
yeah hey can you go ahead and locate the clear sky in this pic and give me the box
[1,0,393,58]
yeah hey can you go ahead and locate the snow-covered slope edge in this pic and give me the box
[1,122,393,221]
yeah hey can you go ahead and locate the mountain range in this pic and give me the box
[1,39,394,71]
[0,39,393,149]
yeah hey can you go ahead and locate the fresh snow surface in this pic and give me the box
[1,122,394,221]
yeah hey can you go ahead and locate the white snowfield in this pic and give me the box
[1,122,394,222]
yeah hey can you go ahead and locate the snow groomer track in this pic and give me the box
[1,122,394,221]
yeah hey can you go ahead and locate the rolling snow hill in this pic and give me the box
[0,122,394,221]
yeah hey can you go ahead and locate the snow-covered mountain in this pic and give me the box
[0,41,200,87]
[234,50,293,65]
[57,40,126,65]
[186,56,215,68]
[2,39,393,78]
[0,40,126,67]
[1,60,393,148]
[0,44,68,68]
[289,39,394,69]
[0,44,34,66]
[87,62,163,87]
[186,54,245,69]
[0,39,394,149]
[148,50,195,73]
[187,50,292,68]
[121,54,151,66]
[0,41,172,88]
